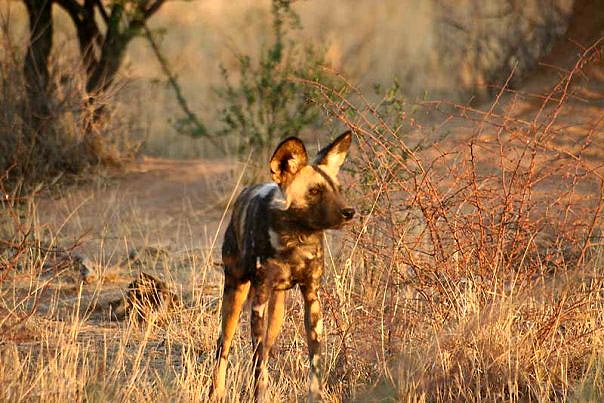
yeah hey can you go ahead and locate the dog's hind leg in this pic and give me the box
[250,259,276,402]
[211,273,250,400]
[263,289,285,360]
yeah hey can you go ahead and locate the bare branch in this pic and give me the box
[144,0,166,19]
[93,0,109,24]
[55,0,83,21]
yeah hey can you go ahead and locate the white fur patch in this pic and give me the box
[269,228,282,250]
[250,183,284,208]
[251,183,278,199]
[309,370,321,395]
[315,318,324,336]
[252,302,266,318]
[268,187,288,210]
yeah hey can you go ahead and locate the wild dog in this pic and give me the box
[210,132,355,402]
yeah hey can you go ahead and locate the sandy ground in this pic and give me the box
[9,157,244,331]
[36,157,237,252]
[22,33,603,322]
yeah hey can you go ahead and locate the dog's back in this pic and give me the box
[222,183,280,282]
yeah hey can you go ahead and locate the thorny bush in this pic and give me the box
[295,39,604,400]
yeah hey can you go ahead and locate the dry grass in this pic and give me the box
[297,36,604,401]
[2,5,604,401]
[1,159,603,401]
[0,160,360,402]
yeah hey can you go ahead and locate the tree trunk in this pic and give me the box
[86,4,131,94]
[75,0,102,77]
[23,0,53,132]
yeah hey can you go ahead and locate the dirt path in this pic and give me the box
[36,157,238,261]
[15,157,242,323]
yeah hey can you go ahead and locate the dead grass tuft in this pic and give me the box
[1,31,604,403]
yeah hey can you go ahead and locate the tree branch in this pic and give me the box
[144,0,166,19]
[55,0,102,76]
[142,24,223,151]
[55,0,83,21]
[93,0,109,24]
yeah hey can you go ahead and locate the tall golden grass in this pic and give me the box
[2,5,604,401]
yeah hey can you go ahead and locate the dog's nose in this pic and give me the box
[341,208,355,220]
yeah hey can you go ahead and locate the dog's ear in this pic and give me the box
[314,130,352,176]
[270,137,308,186]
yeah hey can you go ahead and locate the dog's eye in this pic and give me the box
[309,187,321,196]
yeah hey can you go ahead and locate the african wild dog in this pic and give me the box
[210,132,355,402]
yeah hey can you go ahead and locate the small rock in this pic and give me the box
[108,271,180,322]
[74,253,97,284]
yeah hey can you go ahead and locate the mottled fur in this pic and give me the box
[210,132,355,402]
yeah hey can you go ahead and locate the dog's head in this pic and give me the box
[270,131,355,230]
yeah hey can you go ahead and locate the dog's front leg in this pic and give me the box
[300,282,324,402]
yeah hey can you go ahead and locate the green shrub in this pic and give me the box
[214,0,331,163]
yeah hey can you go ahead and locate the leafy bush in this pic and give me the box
[214,0,331,162]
